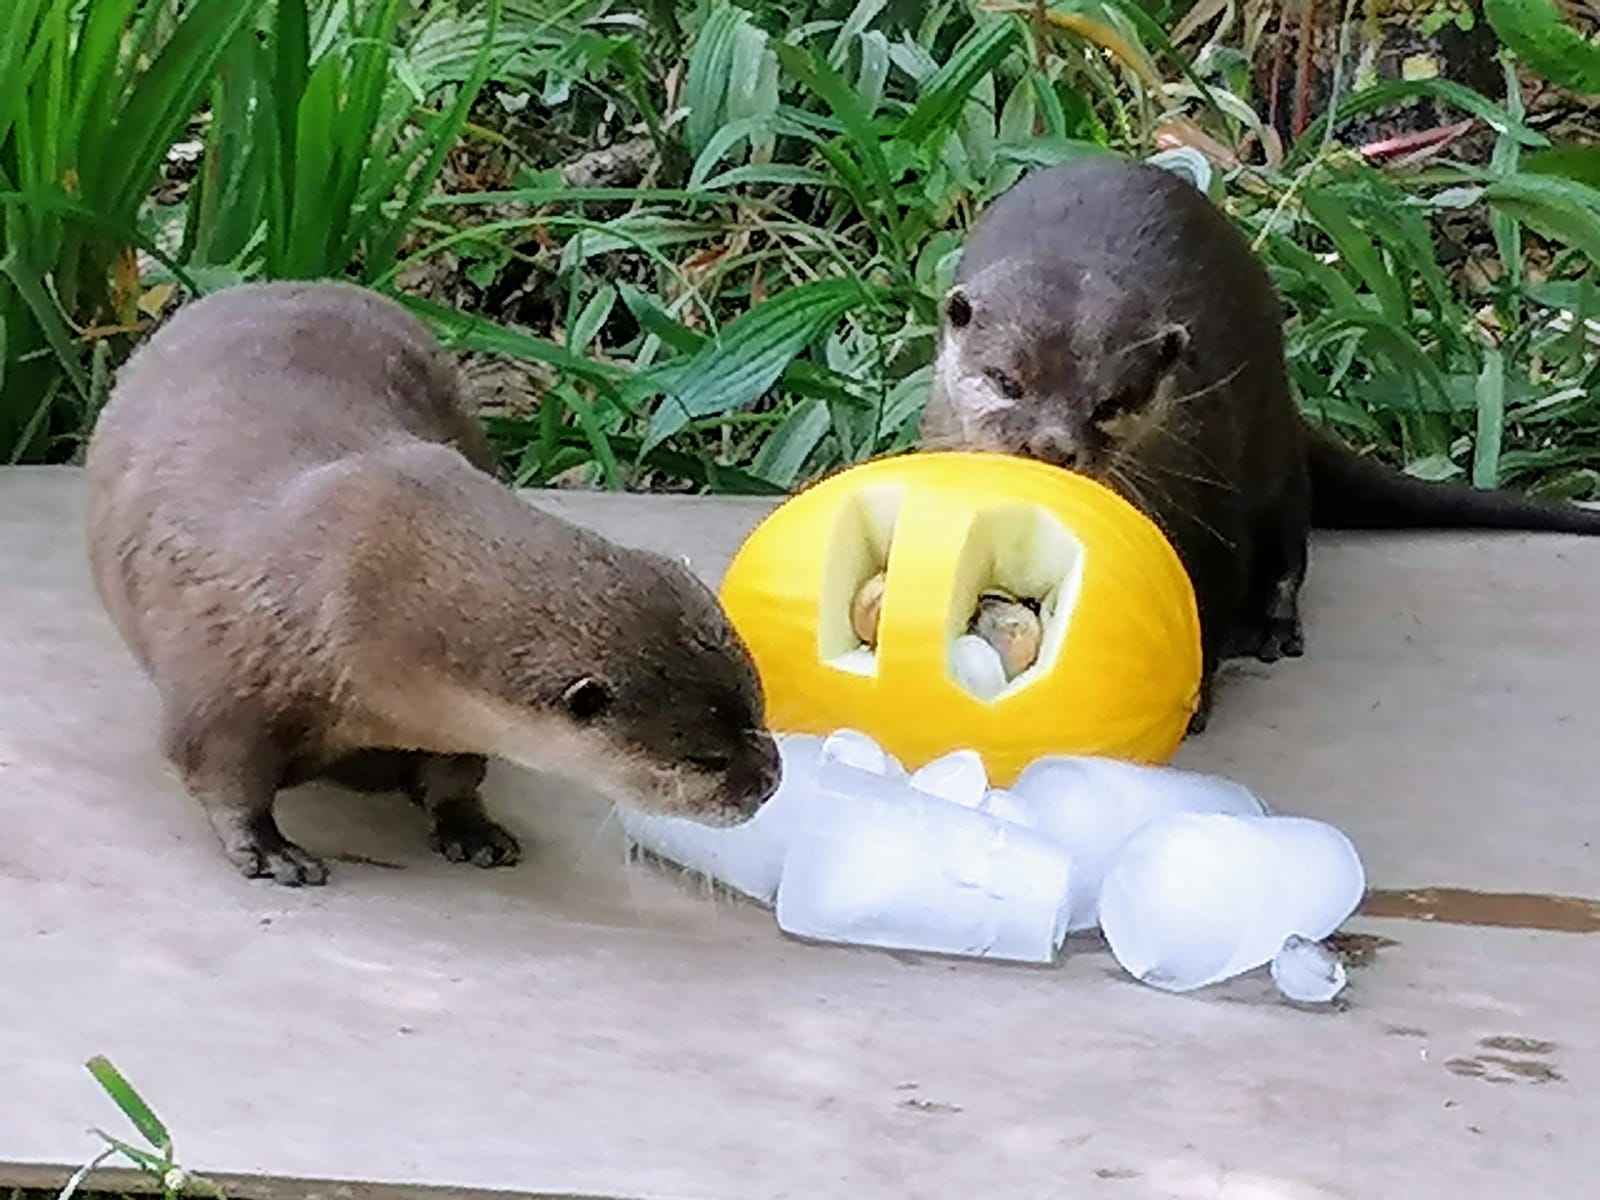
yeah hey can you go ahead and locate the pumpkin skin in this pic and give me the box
[718,451,1203,786]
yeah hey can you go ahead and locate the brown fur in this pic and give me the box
[86,280,780,885]
[922,155,1600,730]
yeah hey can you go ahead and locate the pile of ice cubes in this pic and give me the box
[616,730,1363,1002]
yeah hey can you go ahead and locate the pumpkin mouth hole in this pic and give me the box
[817,482,904,675]
[944,503,1084,702]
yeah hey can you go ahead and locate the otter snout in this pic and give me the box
[1025,427,1084,469]
[716,732,782,824]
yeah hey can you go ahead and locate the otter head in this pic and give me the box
[491,544,782,828]
[923,261,1196,478]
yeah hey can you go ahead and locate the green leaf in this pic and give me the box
[1484,173,1600,269]
[1484,0,1600,94]
[85,1056,171,1153]
[639,277,877,451]
[1300,190,1406,323]
[555,386,622,489]
[772,41,901,257]
[568,284,617,355]
[405,298,628,392]
[1473,348,1505,489]
[688,116,773,190]
[1290,79,1547,166]
[752,399,831,486]
[683,0,747,158]
[1523,144,1600,191]
[898,17,1021,144]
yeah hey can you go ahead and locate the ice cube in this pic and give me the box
[1099,812,1365,993]
[831,647,878,675]
[1011,755,1266,931]
[616,732,823,904]
[978,788,1039,829]
[774,760,1073,963]
[949,634,1008,701]
[907,748,988,808]
[1271,934,1348,1003]
[820,728,905,778]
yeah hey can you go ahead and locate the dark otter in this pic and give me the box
[86,280,781,886]
[921,154,1600,727]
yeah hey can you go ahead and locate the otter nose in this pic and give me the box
[1025,429,1082,468]
[725,733,782,818]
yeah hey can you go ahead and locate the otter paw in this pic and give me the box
[1186,675,1216,736]
[1251,618,1305,664]
[231,842,330,887]
[430,810,522,869]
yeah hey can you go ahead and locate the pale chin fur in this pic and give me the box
[935,339,1015,422]
[442,690,743,823]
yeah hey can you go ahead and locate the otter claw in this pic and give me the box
[233,842,329,887]
[430,813,521,869]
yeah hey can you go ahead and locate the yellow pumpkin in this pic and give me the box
[719,451,1202,786]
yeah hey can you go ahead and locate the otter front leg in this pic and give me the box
[1239,520,1308,664]
[162,709,328,886]
[411,754,521,869]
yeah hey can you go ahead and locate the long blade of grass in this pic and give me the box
[84,1056,170,1153]
[684,0,745,158]
[1484,173,1600,270]
[1300,189,1406,323]
[1472,348,1505,489]
[1484,0,1600,94]
[96,0,265,212]
[898,16,1021,144]
[363,0,503,276]
[751,398,831,487]
[1289,79,1547,166]
[0,250,89,401]
[639,277,878,451]
[403,297,628,391]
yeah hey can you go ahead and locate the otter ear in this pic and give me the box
[944,287,974,330]
[561,676,612,721]
[1154,323,1192,372]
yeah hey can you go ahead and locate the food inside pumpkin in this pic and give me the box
[828,498,1083,702]
[850,575,1044,679]
[969,589,1043,676]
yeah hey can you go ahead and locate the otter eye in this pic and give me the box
[561,677,612,721]
[687,753,732,772]
[945,288,973,329]
[984,368,1024,400]
[1093,389,1138,426]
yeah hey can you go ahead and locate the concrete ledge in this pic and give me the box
[4,466,1600,1199]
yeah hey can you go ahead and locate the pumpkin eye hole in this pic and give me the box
[985,368,1024,400]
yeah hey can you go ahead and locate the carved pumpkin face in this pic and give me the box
[718,451,1202,786]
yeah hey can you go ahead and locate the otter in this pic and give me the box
[921,154,1600,728]
[85,280,781,886]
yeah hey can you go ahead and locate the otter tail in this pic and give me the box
[1304,425,1600,533]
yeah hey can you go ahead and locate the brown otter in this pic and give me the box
[921,154,1600,728]
[85,280,781,886]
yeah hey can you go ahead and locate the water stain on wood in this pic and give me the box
[1445,1053,1563,1085]
[1360,887,1600,932]
[1480,1035,1556,1055]
[1326,929,1397,966]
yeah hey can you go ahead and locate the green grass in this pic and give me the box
[2,0,1599,499]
